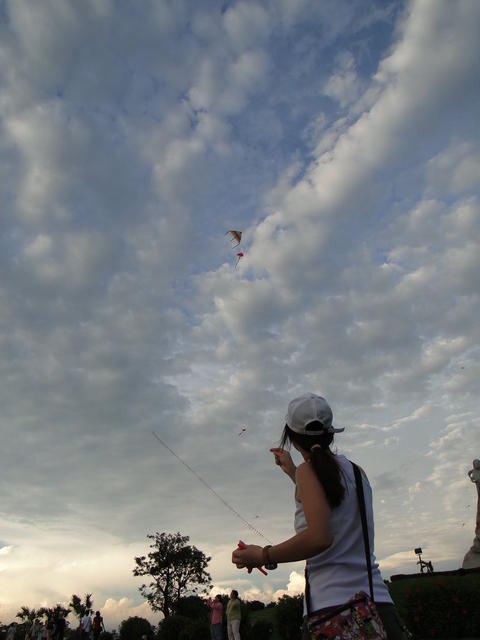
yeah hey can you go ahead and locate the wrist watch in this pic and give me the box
[262,545,278,570]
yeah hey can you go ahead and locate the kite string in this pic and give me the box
[152,431,273,545]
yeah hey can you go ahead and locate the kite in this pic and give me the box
[225,230,242,248]
[238,426,247,436]
[235,252,244,269]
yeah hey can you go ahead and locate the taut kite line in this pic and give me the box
[152,431,272,544]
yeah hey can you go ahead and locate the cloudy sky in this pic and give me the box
[1,0,479,629]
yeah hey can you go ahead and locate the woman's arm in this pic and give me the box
[232,462,332,567]
[270,448,297,483]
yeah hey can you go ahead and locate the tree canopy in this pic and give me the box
[118,616,154,640]
[69,594,93,620]
[133,532,211,618]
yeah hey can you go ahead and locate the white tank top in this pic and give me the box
[294,454,392,612]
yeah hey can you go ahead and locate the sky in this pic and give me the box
[1,0,479,630]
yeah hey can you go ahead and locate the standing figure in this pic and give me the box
[226,591,241,640]
[45,617,55,640]
[232,393,410,640]
[208,595,224,640]
[80,612,92,640]
[30,620,40,640]
[462,458,480,568]
[92,612,105,640]
[54,613,66,640]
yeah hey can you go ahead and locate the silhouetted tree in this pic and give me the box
[133,532,211,618]
[172,596,208,620]
[69,595,93,623]
[15,608,37,625]
[118,617,153,640]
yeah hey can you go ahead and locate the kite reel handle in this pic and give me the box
[237,540,268,575]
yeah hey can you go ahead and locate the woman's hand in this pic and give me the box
[232,544,263,569]
[270,447,296,481]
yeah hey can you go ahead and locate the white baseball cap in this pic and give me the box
[286,393,345,435]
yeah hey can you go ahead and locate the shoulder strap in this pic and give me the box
[352,462,374,601]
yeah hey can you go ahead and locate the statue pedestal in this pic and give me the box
[463,459,480,569]
[462,543,480,569]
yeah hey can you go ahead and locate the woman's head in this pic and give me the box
[281,393,344,454]
[282,393,346,509]
[284,394,343,441]
[230,590,238,599]
[280,424,333,453]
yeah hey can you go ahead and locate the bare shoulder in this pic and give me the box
[296,460,319,483]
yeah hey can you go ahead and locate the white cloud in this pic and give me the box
[223,2,271,53]
[323,51,361,108]
[272,570,305,600]
[0,0,479,626]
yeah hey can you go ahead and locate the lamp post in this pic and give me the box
[415,548,433,574]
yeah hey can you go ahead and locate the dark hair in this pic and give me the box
[280,423,345,509]
[231,590,238,598]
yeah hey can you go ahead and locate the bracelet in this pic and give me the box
[262,545,278,570]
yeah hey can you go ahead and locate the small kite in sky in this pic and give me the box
[238,426,247,436]
[225,230,242,247]
[235,252,244,269]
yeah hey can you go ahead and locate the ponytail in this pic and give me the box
[309,446,345,508]
[280,425,345,509]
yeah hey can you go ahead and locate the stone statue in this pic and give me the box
[462,458,480,569]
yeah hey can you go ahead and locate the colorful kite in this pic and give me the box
[225,230,242,248]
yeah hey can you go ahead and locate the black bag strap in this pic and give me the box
[305,462,375,617]
[305,566,311,616]
[352,462,374,601]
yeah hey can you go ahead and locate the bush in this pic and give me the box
[402,580,480,638]
[275,595,303,640]
[250,619,274,639]
[179,618,210,640]
[119,617,154,640]
[157,615,189,640]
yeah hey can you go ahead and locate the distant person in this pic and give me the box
[226,590,241,640]
[208,594,224,640]
[7,624,16,640]
[92,612,105,640]
[30,620,40,640]
[45,617,55,640]
[36,621,44,640]
[54,612,66,640]
[232,392,410,640]
[28,618,38,640]
[81,612,92,640]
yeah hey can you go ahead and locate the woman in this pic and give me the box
[207,594,224,640]
[226,590,241,640]
[232,393,409,639]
